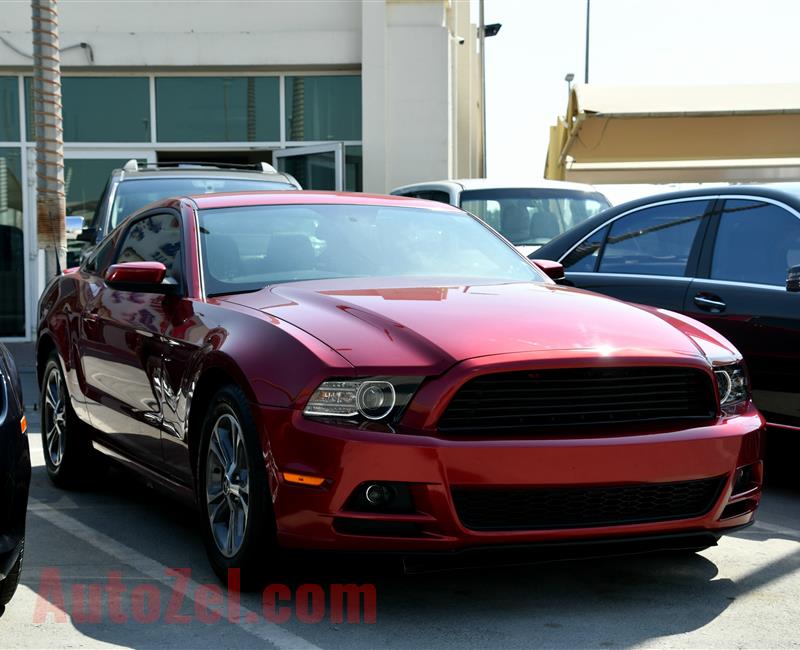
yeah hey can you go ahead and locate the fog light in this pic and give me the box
[732,464,757,495]
[345,482,415,513]
[364,483,394,506]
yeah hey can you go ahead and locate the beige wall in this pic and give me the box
[0,0,362,68]
[0,0,482,193]
[362,0,483,192]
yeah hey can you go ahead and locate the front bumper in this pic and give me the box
[257,402,765,553]
[0,399,30,579]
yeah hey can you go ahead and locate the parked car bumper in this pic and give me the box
[258,403,765,553]
[0,534,24,581]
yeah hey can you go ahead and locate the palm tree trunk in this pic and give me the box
[31,0,66,278]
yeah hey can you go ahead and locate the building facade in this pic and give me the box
[0,0,483,339]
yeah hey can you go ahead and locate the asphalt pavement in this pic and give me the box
[1,343,799,649]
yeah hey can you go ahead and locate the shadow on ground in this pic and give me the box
[7,457,798,649]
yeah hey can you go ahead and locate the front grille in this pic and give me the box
[452,477,726,531]
[438,366,716,433]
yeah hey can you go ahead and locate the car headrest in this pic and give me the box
[204,233,241,280]
[266,233,314,272]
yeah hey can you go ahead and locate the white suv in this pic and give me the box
[391,179,611,256]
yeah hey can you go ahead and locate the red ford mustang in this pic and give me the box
[37,191,764,584]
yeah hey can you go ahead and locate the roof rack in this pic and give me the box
[121,159,278,173]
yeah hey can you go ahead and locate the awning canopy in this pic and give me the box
[545,83,800,184]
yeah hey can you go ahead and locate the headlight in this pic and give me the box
[714,363,748,406]
[303,377,423,422]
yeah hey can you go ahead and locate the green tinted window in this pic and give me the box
[0,78,19,141]
[65,158,132,219]
[26,77,150,142]
[156,77,280,142]
[285,76,361,141]
[345,145,362,192]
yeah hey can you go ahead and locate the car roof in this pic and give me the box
[534,182,800,260]
[176,191,466,211]
[599,183,800,213]
[117,168,295,182]
[393,178,606,194]
[113,160,298,185]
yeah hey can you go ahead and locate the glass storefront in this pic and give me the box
[278,149,337,190]
[2,72,362,338]
[65,158,134,219]
[0,78,19,142]
[345,145,363,192]
[26,77,150,142]
[0,149,24,337]
[21,74,361,145]
[285,75,362,141]
[156,77,281,142]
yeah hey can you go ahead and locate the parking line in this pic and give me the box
[28,497,322,650]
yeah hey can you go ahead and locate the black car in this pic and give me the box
[535,184,800,432]
[0,344,30,613]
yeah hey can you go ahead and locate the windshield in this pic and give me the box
[198,204,543,296]
[460,188,610,247]
[110,177,295,228]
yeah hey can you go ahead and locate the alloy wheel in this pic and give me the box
[205,410,251,558]
[43,367,66,467]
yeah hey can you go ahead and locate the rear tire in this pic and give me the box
[197,384,278,590]
[40,353,94,488]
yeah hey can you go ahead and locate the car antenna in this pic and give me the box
[54,244,62,276]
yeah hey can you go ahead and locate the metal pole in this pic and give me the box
[479,0,487,178]
[584,0,590,84]
[31,0,66,280]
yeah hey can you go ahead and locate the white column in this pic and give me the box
[361,0,388,194]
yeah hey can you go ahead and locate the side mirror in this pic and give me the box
[531,258,566,283]
[77,226,97,243]
[104,262,177,294]
[787,265,800,292]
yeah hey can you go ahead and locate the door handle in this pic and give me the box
[84,308,100,323]
[83,309,102,336]
[693,294,726,312]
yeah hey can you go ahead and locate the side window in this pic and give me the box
[415,190,451,205]
[88,178,113,234]
[711,200,800,286]
[598,200,710,276]
[400,190,451,204]
[83,236,117,276]
[563,225,610,272]
[459,197,501,231]
[115,212,182,284]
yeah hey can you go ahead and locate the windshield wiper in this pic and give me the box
[207,286,265,298]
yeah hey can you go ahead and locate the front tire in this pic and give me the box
[40,353,94,488]
[197,384,277,589]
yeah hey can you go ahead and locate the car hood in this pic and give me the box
[225,278,720,373]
